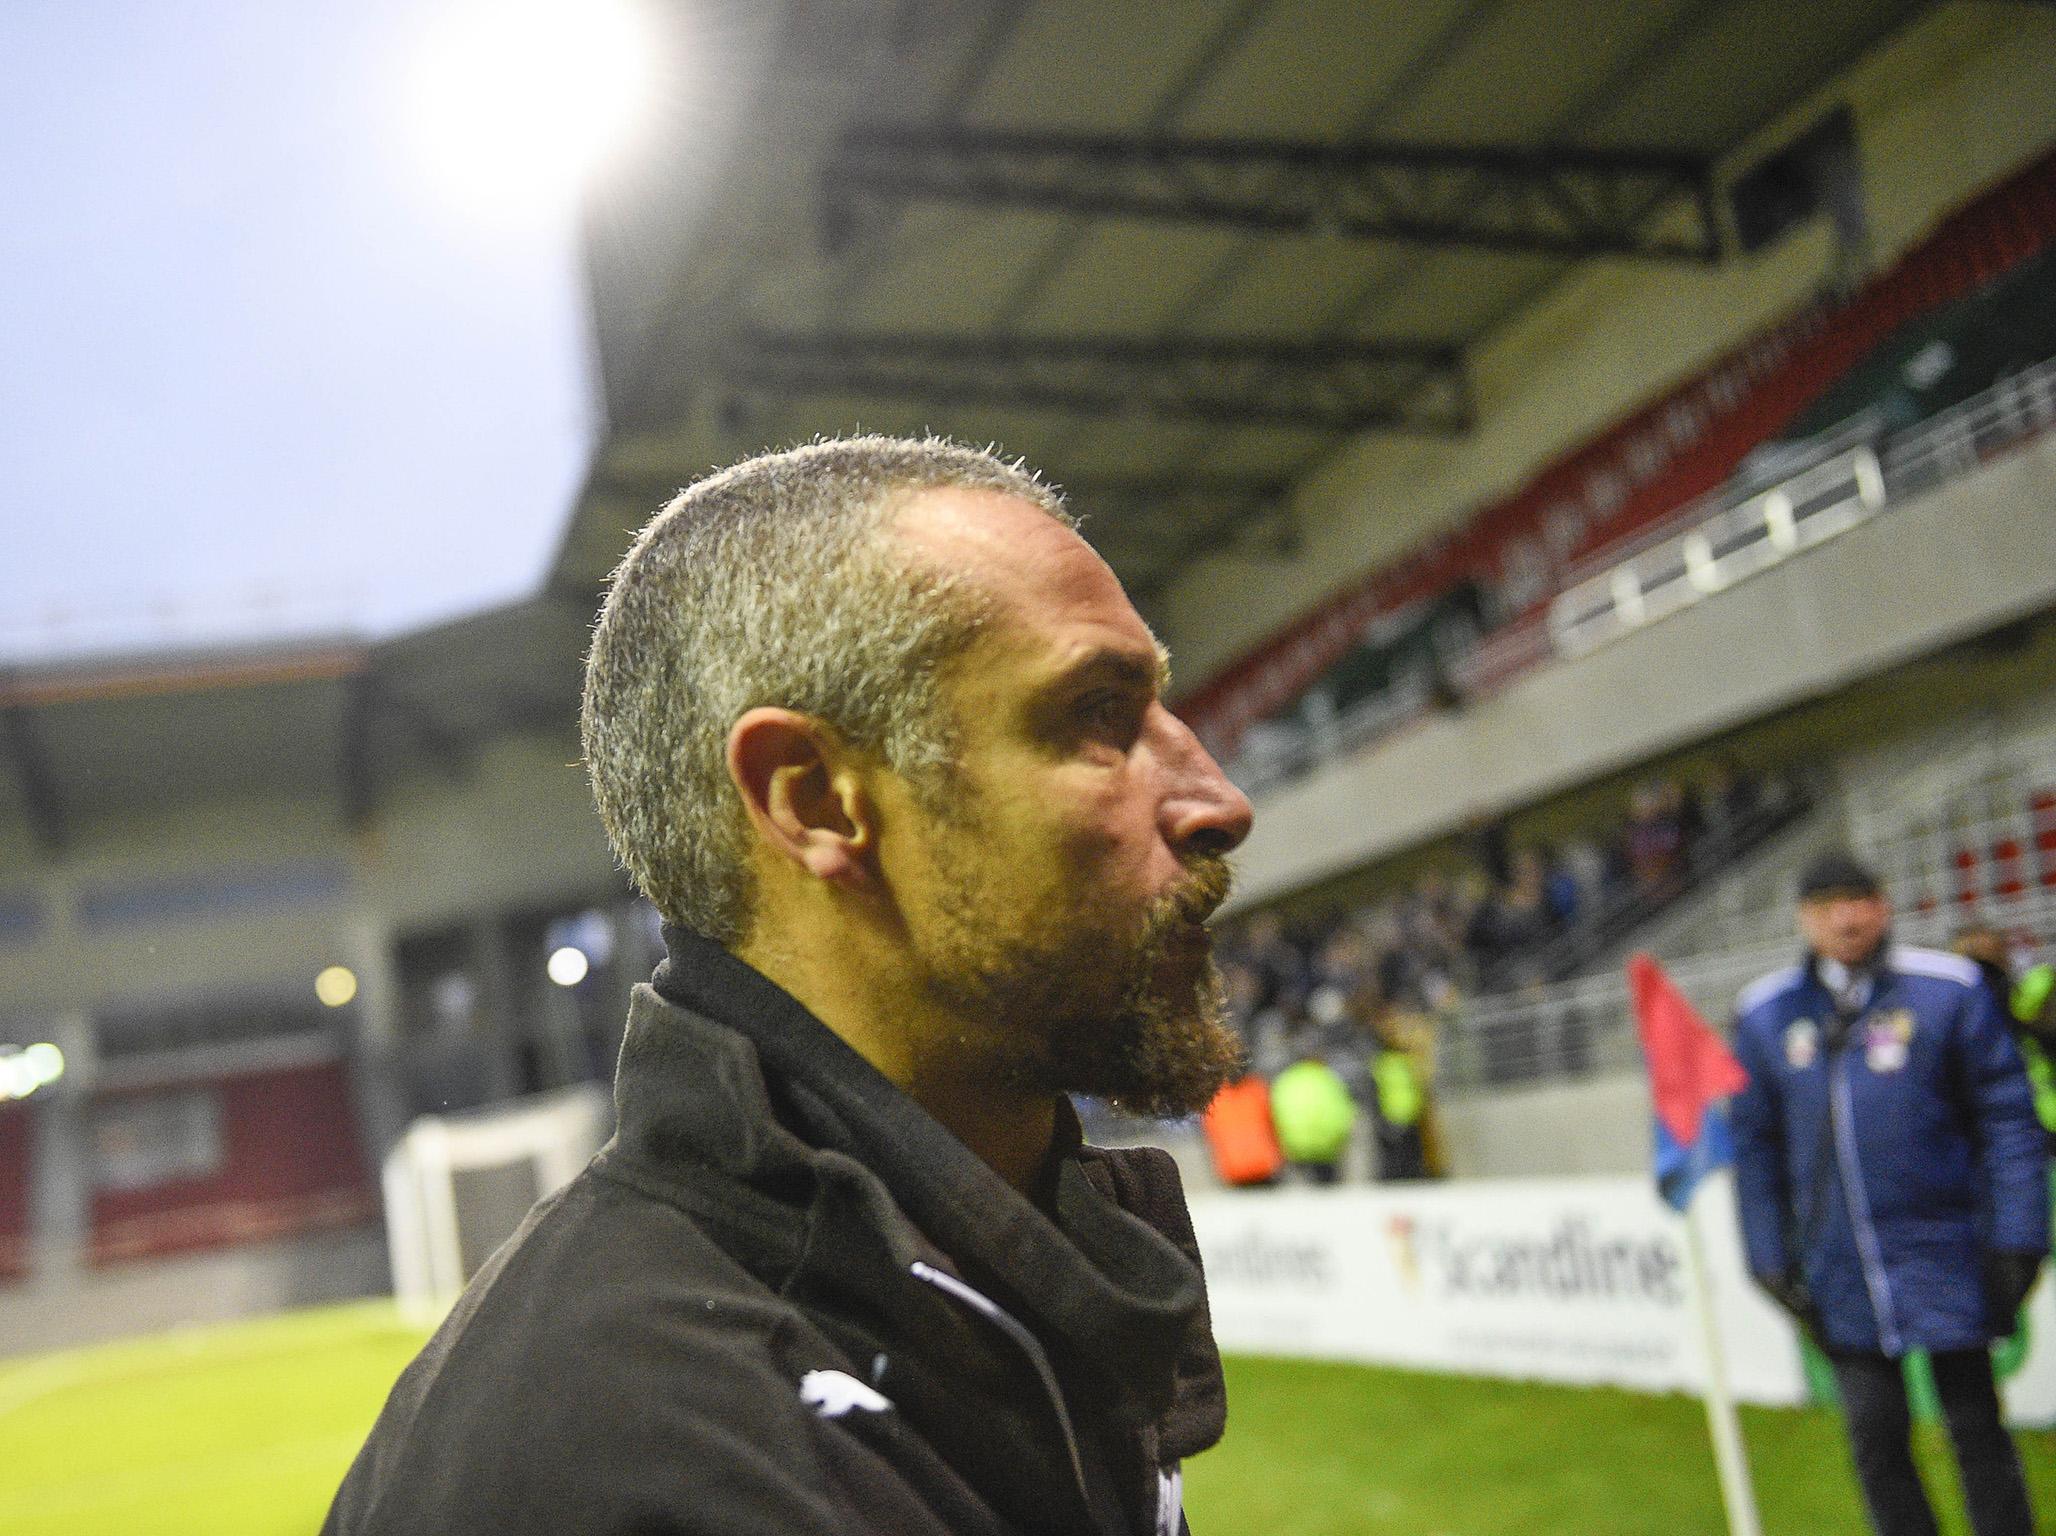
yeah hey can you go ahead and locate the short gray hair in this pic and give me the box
[581,435,1070,944]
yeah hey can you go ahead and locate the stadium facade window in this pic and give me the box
[0,891,47,948]
[89,1089,225,1193]
[95,986,340,1062]
[75,859,350,933]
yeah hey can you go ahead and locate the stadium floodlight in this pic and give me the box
[0,1042,64,1102]
[546,945,590,987]
[406,0,657,220]
[315,964,360,1008]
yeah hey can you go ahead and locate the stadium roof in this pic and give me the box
[552,0,1927,604]
[0,0,1931,847]
[0,598,590,854]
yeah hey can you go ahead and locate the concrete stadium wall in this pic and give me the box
[0,736,627,1327]
[1434,1073,1653,1180]
[0,734,619,1024]
[0,1225,387,1359]
[1155,4,2056,683]
[1227,426,2056,907]
[1130,1072,1656,1187]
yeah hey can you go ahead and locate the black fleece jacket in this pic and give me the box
[323,929,1227,1536]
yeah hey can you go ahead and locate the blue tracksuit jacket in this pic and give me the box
[1730,944,2050,1356]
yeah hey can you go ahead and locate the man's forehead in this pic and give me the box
[892,484,1162,663]
[891,483,1078,568]
[891,486,1174,701]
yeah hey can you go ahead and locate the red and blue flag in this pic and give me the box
[1629,953,1750,1211]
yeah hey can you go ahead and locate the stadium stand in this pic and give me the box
[1198,146,2056,792]
[1350,678,2056,1167]
[3,0,2053,1362]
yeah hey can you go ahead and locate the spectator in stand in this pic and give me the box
[1731,855,2047,1536]
[1954,925,2056,1154]
[1506,849,1561,938]
[1362,992,1445,1181]
[1623,778,1687,897]
[1360,903,1419,1007]
[1555,836,1611,926]
[1464,812,1514,889]
[1219,954,1292,1079]
[1697,755,1765,843]
[1241,908,1310,1020]
[1538,842,1584,929]
[1410,867,1462,951]
[1449,866,1492,958]
[1675,775,1707,854]
[1305,925,1379,1069]
[1463,849,1559,982]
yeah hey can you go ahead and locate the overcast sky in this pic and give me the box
[1,2,595,664]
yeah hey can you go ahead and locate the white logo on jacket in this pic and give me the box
[1864,1011,1914,1073]
[1784,1018,1818,1069]
[799,1369,893,1419]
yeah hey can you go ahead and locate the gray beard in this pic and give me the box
[934,856,1246,1119]
[1034,950,1246,1118]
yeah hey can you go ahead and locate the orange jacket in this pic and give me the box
[1202,1076,1285,1186]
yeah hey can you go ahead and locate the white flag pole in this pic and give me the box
[1681,1189,1763,1536]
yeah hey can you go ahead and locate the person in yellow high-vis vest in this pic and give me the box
[1956,927,2056,1152]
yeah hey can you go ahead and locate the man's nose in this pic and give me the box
[1156,708,1254,857]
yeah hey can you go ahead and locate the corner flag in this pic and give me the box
[1629,953,1749,1210]
[1630,953,1765,1536]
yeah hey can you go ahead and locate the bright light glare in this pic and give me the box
[0,1043,64,1102]
[316,965,361,1008]
[547,946,591,987]
[409,0,656,218]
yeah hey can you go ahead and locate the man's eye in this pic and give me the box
[1078,691,1145,741]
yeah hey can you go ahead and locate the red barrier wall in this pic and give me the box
[88,1060,375,1266]
[0,1103,28,1280]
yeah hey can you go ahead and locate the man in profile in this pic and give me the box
[1730,854,2047,1536]
[325,437,1255,1535]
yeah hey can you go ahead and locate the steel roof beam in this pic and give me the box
[338,671,475,829]
[722,331,1473,434]
[825,129,1722,262]
[1063,474,1295,559]
[339,673,379,829]
[0,702,68,855]
[377,687,475,783]
[1061,474,1291,521]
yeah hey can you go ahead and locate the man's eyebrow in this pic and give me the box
[1051,645,1172,696]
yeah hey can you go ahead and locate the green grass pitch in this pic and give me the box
[2,1304,2051,1533]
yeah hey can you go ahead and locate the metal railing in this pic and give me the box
[1446,769,2056,1092]
[1549,443,1887,657]
[1550,355,2056,658]
[1883,360,2056,499]
[1228,355,2056,795]
[1472,788,1815,994]
[1440,940,1795,1094]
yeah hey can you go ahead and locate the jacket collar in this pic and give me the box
[1801,937,1897,996]
[1800,940,1903,1050]
[621,924,1223,1452]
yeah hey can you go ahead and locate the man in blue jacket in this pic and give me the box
[1731,853,2048,1536]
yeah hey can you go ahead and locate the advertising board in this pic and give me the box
[1189,1172,2056,1425]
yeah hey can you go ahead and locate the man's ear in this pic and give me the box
[726,708,876,889]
